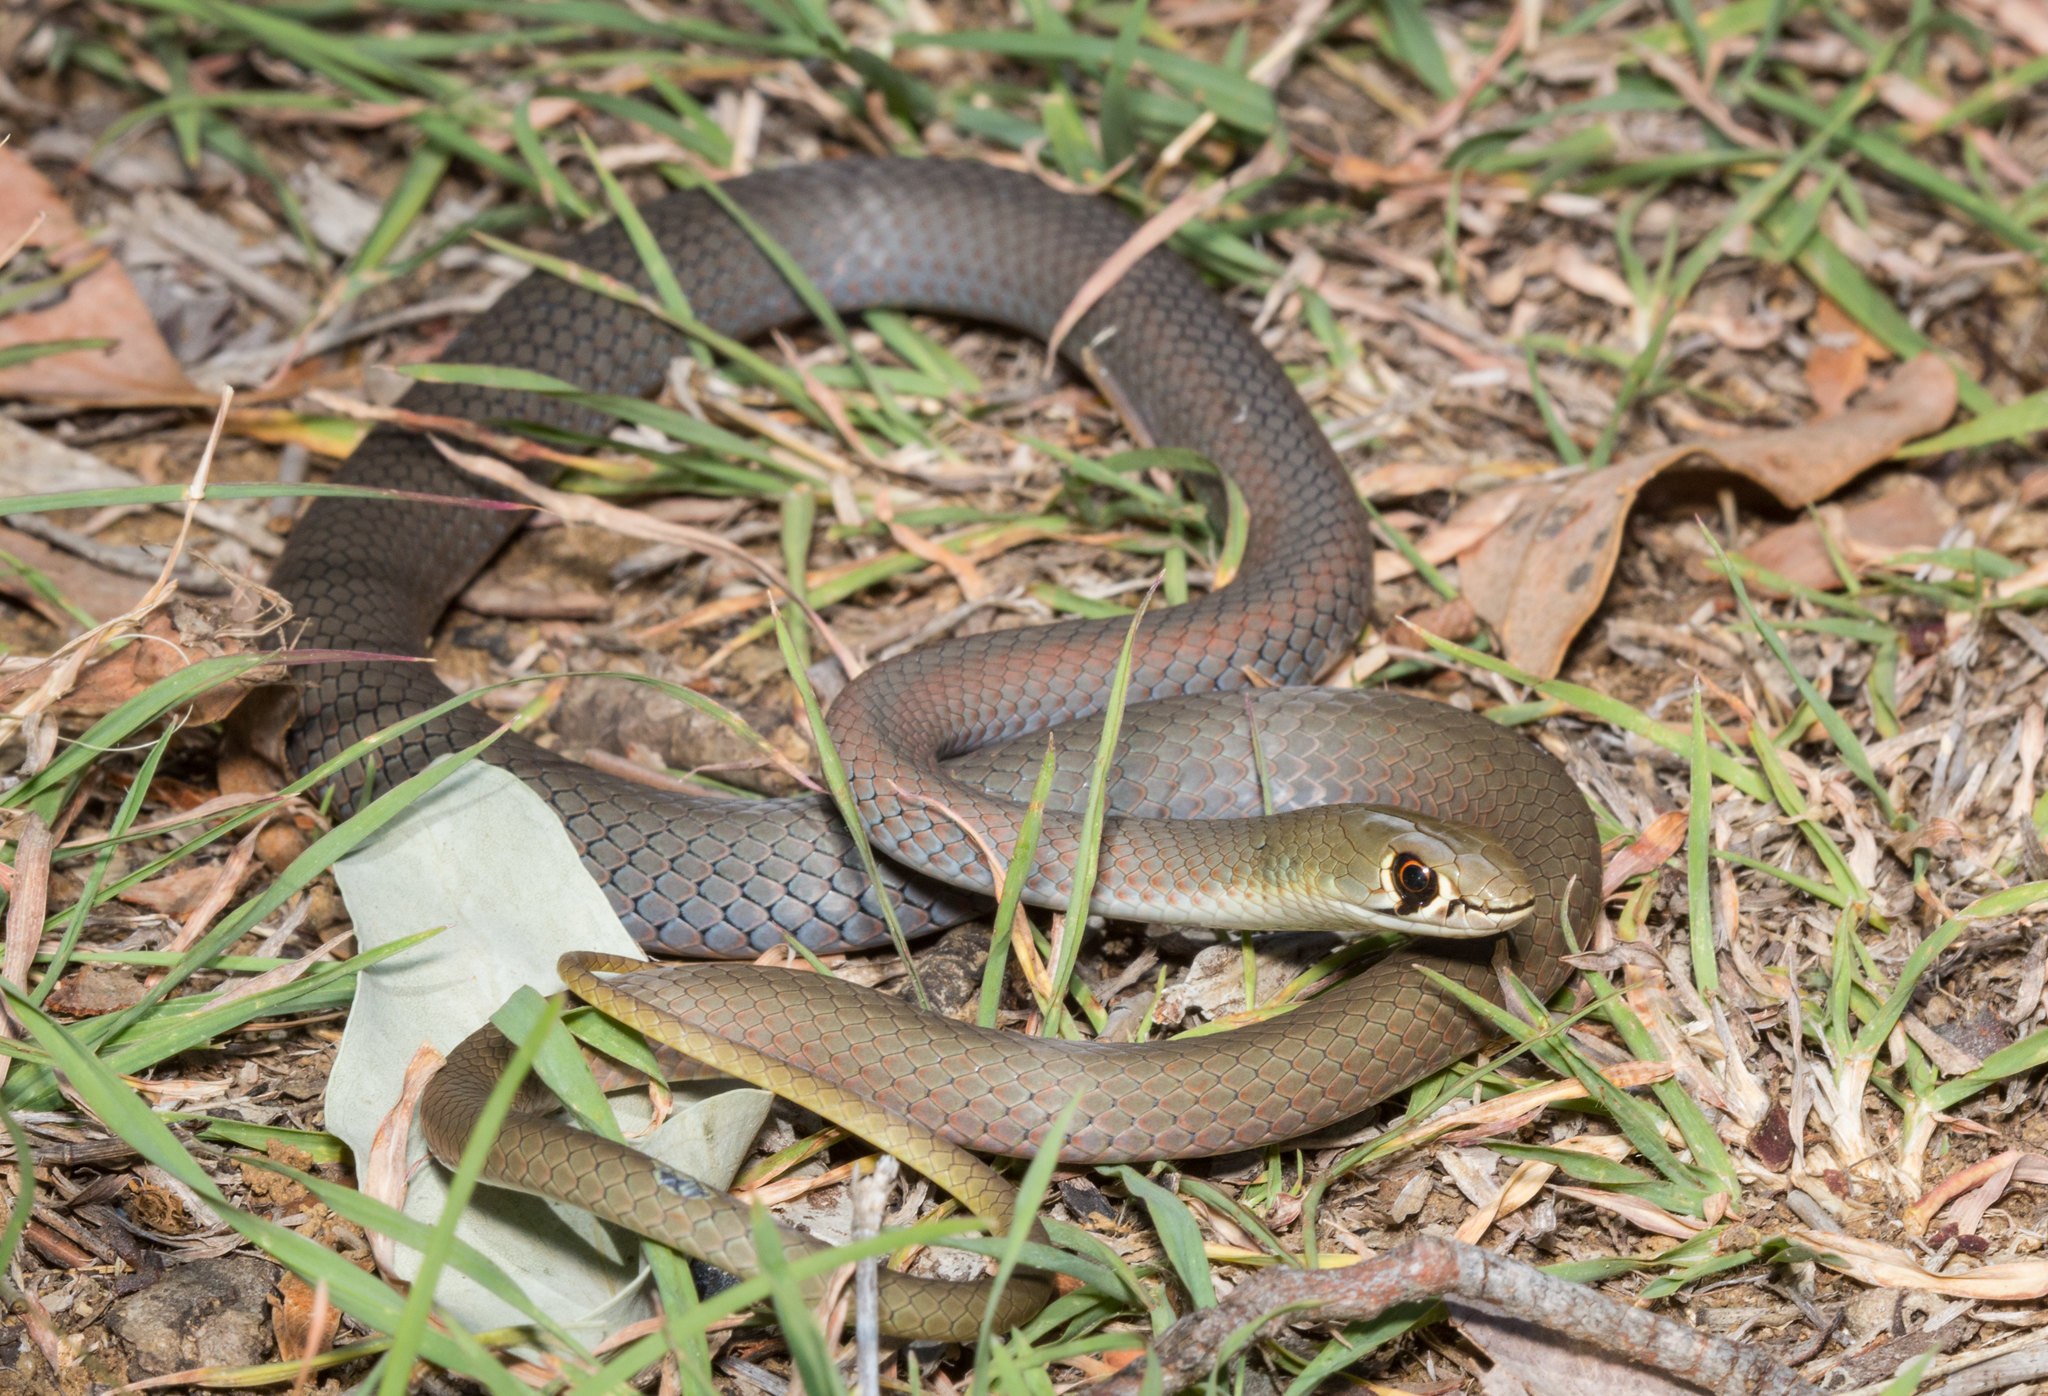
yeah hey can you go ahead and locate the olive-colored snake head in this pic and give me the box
[1283,806,1535,938]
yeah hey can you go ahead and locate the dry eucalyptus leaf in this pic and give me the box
[1742,475,1956,593]
[1377,488,1528,588]
[0,525,154,622]
[269,1271,339,1364]
[1357,459,1470,500]
[1461,353,1958,678]
[1805,296,1892,418]
[1903,1149,2048,1237]
[1600,809,1688,897]
[1552,245,1637,312]
[42,962,148,1016]
[0,147,200,404]
[41,606,268,724]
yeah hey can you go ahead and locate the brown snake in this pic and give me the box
[269,160,1600,1340]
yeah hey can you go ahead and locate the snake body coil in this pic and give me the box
[273,160,1600,1339]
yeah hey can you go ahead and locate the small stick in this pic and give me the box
[849,1154,898,1396]
[1084,1236,1808,1396]
[143,385,231,605]
[0,813,53,1093]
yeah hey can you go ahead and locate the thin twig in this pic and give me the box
[848,1154,897,1396]
[1084,1237,1809,1396]
[144,385,231,605]
[429,437,862,681]
[0,813,54,1094]
[1046,139,1288,368]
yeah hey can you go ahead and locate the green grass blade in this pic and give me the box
[977,738,1059,1029]
[381,1000,566,1395]
[1686,688,1719,999]
[1709,531,1896,825]
[3,985,528,1391]
[1897,390,2048,457]
[1107,1166,1216,1308]
[1043,590,1149,1035]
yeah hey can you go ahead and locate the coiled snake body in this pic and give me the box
[272,160,1599,1340]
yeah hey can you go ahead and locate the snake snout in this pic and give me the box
[1313,808,1534,938]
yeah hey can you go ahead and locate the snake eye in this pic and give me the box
[1391,853,1439,913]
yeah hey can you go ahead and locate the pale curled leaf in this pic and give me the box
[1902,1150,2048,1237]
[1789,1227,2048,1300]
[329,761,773,1348]
[1549,1185,1703,1242]
[364,1044,444,1282]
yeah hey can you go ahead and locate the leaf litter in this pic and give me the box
[0,2,2044,1394]
[0,147,200,406]
[1461,353,1961,679]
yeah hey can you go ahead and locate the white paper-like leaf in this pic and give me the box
[328,760,771,1346]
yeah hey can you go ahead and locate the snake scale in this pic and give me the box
[269,159,1600,1340]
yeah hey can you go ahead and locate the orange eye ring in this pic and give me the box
[1392,853,1439,912]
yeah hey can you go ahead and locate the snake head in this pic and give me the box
[1299,806,1535,937]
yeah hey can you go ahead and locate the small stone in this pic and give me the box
[106,1254,277,1376]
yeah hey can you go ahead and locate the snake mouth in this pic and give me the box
[1482,894,1539,925]
[1418,893,1537,938]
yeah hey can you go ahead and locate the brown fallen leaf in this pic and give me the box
[1551,1184,1705,1242]
[1356,459,1470,500]
[1804,295,1892,418]
[875,492,989,601]
[13,605,270,725]
[1993,0,2048,53]
[1748,1103,1796,1173]
[1671,295,1786,352]
[1461,353,1958,679]
[1553,244,1637,312]
[0,525,155,624]
[1324,151,1448,193]
[218,680,304,779]
[117,861,232,918]
[42,963,149,1017]
[214,740,317,872]
[1742,475,1956,593]
[1600,809,1689,897]
[1389,597,1477,649]
[271,1273,338,1368]
[0,147,200,404]
[1373,481,1529,587]
[1903,1149,2048,1236]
